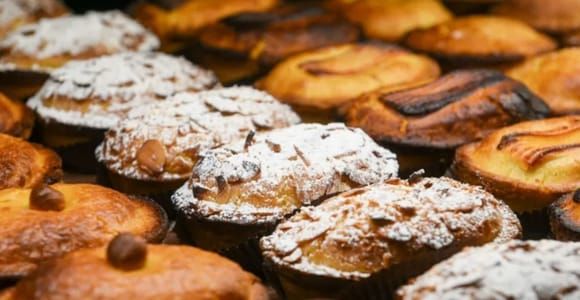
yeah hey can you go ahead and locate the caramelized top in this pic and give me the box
[0,92,34,138]
[260,177,520,279]
[492,0,580,33]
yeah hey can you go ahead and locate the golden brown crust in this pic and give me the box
[0,133,62,189]
[450,116,580,212]
[492,0,580,34]
[0,0,68,39]
[507,48,580,116]
[346,69,550,149]
[0,92,34,138]
[0,183,168,279]
[549,190,580,241]
[256,43,440,110]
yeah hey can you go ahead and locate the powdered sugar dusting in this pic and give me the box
[96,86,301,181]
[0,0,65,30]
[27,52,219,129]
[398,240,580,300]
[260,177,521,279]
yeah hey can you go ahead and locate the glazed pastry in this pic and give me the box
[508,48,580,115]
[256,43,440,122]
[172,123,398,272]
[549,190,580,241]
[325,0,452,42]
[0,133,62,189]
[260,176,521,299]
[0,0,68,39]
[96,86,300,209]
[0,92,34,139]
[0,233,267,299]
[492,0,580,34]
[397,240,580,300]
[404,16,556,68]
[27,52,219,172]
[345,69,550,176]
[0,184,167,280]
[132,0,279,52]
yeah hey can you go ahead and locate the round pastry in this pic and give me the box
[0,133,62,189]
[172,123,398,273]
[507,48,580,115]
[325,0,452,42]
[345,69,550,176]
[397,240,580,300]
[0,184,167,280]
[0,11,159,100]
[404,15,557,68]
[260,176,521,299]
[96,86,300,210]
[549,190,580,241]
[0,0,68,39]
[492,0,580,34]
[0,233,267,299]
[255,43,440,123]
[27,51,219,172]
[0,92,34,139]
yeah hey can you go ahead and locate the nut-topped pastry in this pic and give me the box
[0,11,159,99]
[0,92,34,139]
[492,0,580,34]
[27,51,219,171]
[256,43,440,122]
[96,86,300,208]
[549,190,580,241]
[508,48,580,115]
[325,0,452,42]
[404,15,556,68]
[0,0,68,39]
[260,176,521,299]
[0,133,62,189]
[0,184,167,279]
[0,233,267,299]
[346,69,550,176]
[397,240,580,300]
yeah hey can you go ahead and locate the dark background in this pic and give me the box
[62,0,135,12]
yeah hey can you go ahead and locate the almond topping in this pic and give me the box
[29,184,65,212]
[137,139,166,175]
[106,233,147,271]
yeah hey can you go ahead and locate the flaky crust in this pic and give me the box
[492,0,580,33]
[346,69,550,149]
[549,190,580,241]
[0,92,34,138]
[0,245,267,300]
[0,0,68,39]
[451,116,580,212]
[0,184,168,279]
[256,43,440,110]
[508,48,580,115]
[0,133,62,189]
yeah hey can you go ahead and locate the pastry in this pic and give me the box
[492,0,580,34]
[96,86,300,211]
[0,233,267,299]
[325,0,452,42]
[563,31,580,46]
[27,51,219,172]
[256,43,440,122]
[397,240,580,300]
[0,184,168,280]
[443,0,502,15]
[0,0,68,39]
[345,69,550,176]
[508,48,580,115]
[549,190,580,241]
[0,92,34,139]
[0,11,159,100]
[260,176,521,299]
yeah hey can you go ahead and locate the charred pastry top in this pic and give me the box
[0,11,159,72]
[172,123,398,224]
[397,240,580,300]
[96,87,300,181]
[549,190,580,241]
[0,92,34,139]
[0,0,68,38]
[492,0,580,34]
[260,177,521,280]
[27,52,219,129]
[346,69,550,148]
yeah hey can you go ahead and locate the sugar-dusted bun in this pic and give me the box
[0,0,68,39]
[0,92,34,138]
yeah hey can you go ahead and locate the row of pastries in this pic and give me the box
[0,0,578,299]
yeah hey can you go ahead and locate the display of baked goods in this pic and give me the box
[0,0,68,39]
[508,48,580,116]
[397,240,580,300]
[0,92,34,139]
[492,0,580,34]
[256,43,440,122]
[260,176,521,299]
[549,190,580,241]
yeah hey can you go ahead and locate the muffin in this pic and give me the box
[549,190,580,241]
[0,92,34,139]
[256,43,440,122]
[345,69,550,176]
[0,133,62,189]
[0,0,68,39]
[404,15,557,69]
[27,51,219,172]
[260,176,521,299]
[0,11,159,100]
[397,240,580,300]
[0,184,168,280]
[325,0,452,42]
[508,48,580,115]
[492,0,580,34]
[172,123,398,273]
[96,86,300,211]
